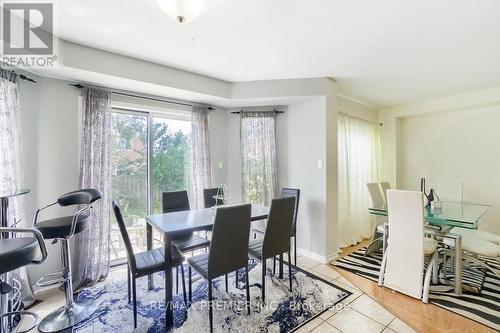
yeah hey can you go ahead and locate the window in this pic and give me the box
[110,107,191,262]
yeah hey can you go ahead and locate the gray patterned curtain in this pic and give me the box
[191,105,212,209]
[0,68,36,306]
[72,87,111,289]
[240,111,278,206]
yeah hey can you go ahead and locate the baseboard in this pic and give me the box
[296,247,340,264]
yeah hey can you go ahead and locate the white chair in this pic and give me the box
[378,190,438,303]
[450,227,499,245]
[380,181,391,204]
[365,183,386,256]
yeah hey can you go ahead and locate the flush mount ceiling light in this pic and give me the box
[157,0,207,23]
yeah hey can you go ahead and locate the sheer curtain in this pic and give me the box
[72,87,112,289]
[240,111,278,206]
[191,105,212,209]
[0,68,36,305]
[338,114,381,248]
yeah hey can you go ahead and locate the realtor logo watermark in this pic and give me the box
[1,2,57,67]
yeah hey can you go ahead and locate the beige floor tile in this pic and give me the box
[310,322,342,333]
[387,318,417,333]
[349,294,395,326]
[334,275,361,291]
[327,308,385,333]
[294,317,324,332]
[318,306,340,321]
[297,256,322,270]
[382,328,397,333]
[312,264,341,280]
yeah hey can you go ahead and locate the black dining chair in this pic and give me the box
[186,204,252,333]
[203,187,225,208]
[252,188,300,268]
[162,191,210,292]
[112,201,187,328]
[248,197,296,303]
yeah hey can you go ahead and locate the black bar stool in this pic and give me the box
[33,189,102,333]
[0,227,47,333]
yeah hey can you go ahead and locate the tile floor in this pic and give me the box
[24,255,417,333]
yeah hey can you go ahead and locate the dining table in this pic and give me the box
[146,204,270,329]
[369,200,491,295]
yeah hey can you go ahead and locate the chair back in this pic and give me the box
[208,204,251,279]
[57,189,102,206]
[367,183,384,207]
[162,190,190,213]
[203,187,224,208]
[379,182,391,204]
[112,200,137,270]
[384,190,425,299]
[280,188,300,236]
[262,197,296,259]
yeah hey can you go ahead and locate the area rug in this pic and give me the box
[333,247,500,331]
[73,260,351,332]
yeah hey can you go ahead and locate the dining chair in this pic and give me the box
[203,187,225,208]
[252,188,300,267]
[186,204,252,333]
[163,190,210,292]
[379,181,391,204]
[112,201,187,328]
[365,183,386,256]
[248,197,296,303]
[378,190,438,303]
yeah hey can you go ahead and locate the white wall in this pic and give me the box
[380,86,500,234]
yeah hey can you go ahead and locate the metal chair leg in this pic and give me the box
[176,266,179,294]
[225,274,228,292]
[273,256,276,275]
[208,280,213,333]
[288,250,293,292]
[245,266,250,315]
[235,269,239,289]
[127,266,131,304]
[261,259,266,303]
[181,265,187,306]
[294,236,297,267]
[132,279,137,328]
[188,266,192,304]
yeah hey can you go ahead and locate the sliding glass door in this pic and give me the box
[110,109,191,262]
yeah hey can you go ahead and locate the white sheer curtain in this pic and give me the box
[338,114,381,248]
[0,68,36,305]
[240,111,278,206]
[72,87,112,288]
[191,105,212,209]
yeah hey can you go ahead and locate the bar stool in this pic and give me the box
[0,227,47,333]
[33,189,102,333]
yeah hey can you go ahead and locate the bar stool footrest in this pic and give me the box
[0,310,39,333]
[35,272,65,288]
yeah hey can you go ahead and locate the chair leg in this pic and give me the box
[132,278,137,328]
[288,250,293,292]
[235,269,239,289]
[294,236,297,267]
[245,266,250,315]
[261,259,266,303]
[188,266,192,304]
[378,248,388,286]
[127,265,131,304]
[176,266,179,294]
[208,280,213,333]
[432,251,439,285]
[423,252,437,303]
[273,256,276,275]
[181,265,187,306]
[225,274,229,292]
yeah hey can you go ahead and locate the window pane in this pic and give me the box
[110,111,148,261]
[152,117,192,214]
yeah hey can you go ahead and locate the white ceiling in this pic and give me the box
[53,0,500,107]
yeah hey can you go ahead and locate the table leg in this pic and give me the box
[455,235,462,296]
[0,198,9,238]
[147,224,153,290]
[279,253,283,279]
[0,198,9,332]
[164,233,174,328]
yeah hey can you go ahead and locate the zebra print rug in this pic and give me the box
[333,247,500,331]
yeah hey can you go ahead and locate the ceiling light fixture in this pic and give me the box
[157,0,207,23]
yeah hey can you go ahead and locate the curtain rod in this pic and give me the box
[0,66,37,83]
[338,111,383,126]
[69,83,215,110]
[231,109,285,114]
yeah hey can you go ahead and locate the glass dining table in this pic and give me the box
[369,201,491,295]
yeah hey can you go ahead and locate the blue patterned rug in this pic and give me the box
[73,259,351,332]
